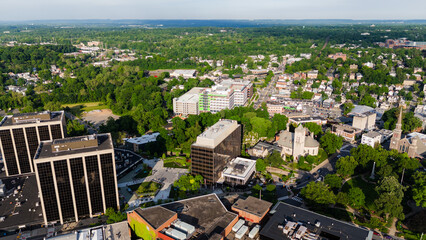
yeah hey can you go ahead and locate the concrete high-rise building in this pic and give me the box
[352,112,376,131]
[199,86,235,113]
[0,111,66,176]
[173,87,206,116]
[191,120,241,184]
[34,133,119,225]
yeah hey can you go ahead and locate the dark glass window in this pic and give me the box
[100,153,118,210]
[37,162,60,222]
[70,157,90,217]
[85,155,103,214]
[25,127,39,163]
[0,129,18,175]
[54,160,75,221]
[38,126,50,141]
[12,128,31,173]
[50,124,63,140]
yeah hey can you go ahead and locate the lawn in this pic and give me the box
[62,102,109,117]
[135,181,161,194]
[163,156,190,169]
[342,176,378,210]
[134,169,152,179]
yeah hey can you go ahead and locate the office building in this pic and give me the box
[260,202,372,240]
[191,119,241,184]
[34,133,119,225]
[231,196,272,224]
[352,112,376,131]
[173,87,206,116]
[331,124,362,142]
[0,111,66,176]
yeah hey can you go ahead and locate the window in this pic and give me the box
[0,130,18,175]
[54,160,75,221]
[85,155,103,214]
[70,157,90,217]
[37,162,60,222]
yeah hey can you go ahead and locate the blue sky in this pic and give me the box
[1,0,425,21]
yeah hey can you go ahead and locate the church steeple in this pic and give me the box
[390,107,403,151]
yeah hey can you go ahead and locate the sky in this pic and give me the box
[0,0,425,21]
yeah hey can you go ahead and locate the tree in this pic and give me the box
[350,144,378,168]
[304,122,323,136]
[256,158,267,172]
[173,174,203,192]
[374,176,405,219]
[412,171,426,208]
[266,184,276,192]
[250,117,273,138]
[105,207,127,224]
[265,151,284,168]
[271,114,288,132]
[301,181,336,205]
[324,174,343,189]
[320,132,343,155]
[336,156,358,178]
[44,101,62,111]
[348,187,365,208]
[336,192,349,206]
[66,119,87,137]
[343,102,354,115]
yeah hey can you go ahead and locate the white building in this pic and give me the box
[170,69,196,79]
[220,157,256,185]
[173,87,206,116]
[276,125,319,161]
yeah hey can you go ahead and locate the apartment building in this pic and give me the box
[191,119,241,184]
[0,111,66,176]
[34,134,119,225]
[199,86,235,113]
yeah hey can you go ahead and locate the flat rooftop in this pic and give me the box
[260,202,372,240]
[193,120,239,148]
[35,133,113,160]
[0,111,64,127]
[134,206,177,229]
[47,221,130,240]
[175,87,206,103]
[135,194,238,239]
[232,196,272,218]
[0,174,44,230]
[124,132,160,145]
[223,157,256,179]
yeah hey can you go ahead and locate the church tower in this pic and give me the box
[390,107,403,151]
[293,125,306,161]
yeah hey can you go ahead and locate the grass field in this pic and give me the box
[163,156,190,169]
[62,102,109,117]
[342,176,378,210]
[128,181,161,194]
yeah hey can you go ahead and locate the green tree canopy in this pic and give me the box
[374,176,405,219]
[348,187,365,208]
[336,156,358,178]
[301,181,336,205]
[324,174,343,189]
[320,132,343,155]
[412,171,426,208]
[256,158,267,172]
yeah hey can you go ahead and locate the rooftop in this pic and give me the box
[349,105,374,116]
[47,221,130,240]
[134,194,238,239]
[134,206,177,229]
[0,174,44,230]
[232,196,273,217]
[0,111,64,127]
[363,131,381,138]
[193,120,239,148]
[124,132,160,145]
[175,87,206,103]
[222,157,256,179]
[260,202,372,240]
[35,133,113,160]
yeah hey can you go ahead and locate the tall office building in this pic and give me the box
[191,119,241,184]
[34,133,119,225]
[0,111,66,176]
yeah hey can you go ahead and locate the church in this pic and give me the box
[276,125,319,161]
[389,108,426,159]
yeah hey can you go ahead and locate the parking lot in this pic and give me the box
[118,158,188,206]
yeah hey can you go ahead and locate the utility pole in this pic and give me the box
[259,189,262,200]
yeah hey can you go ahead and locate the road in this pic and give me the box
[253,75,278,109]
